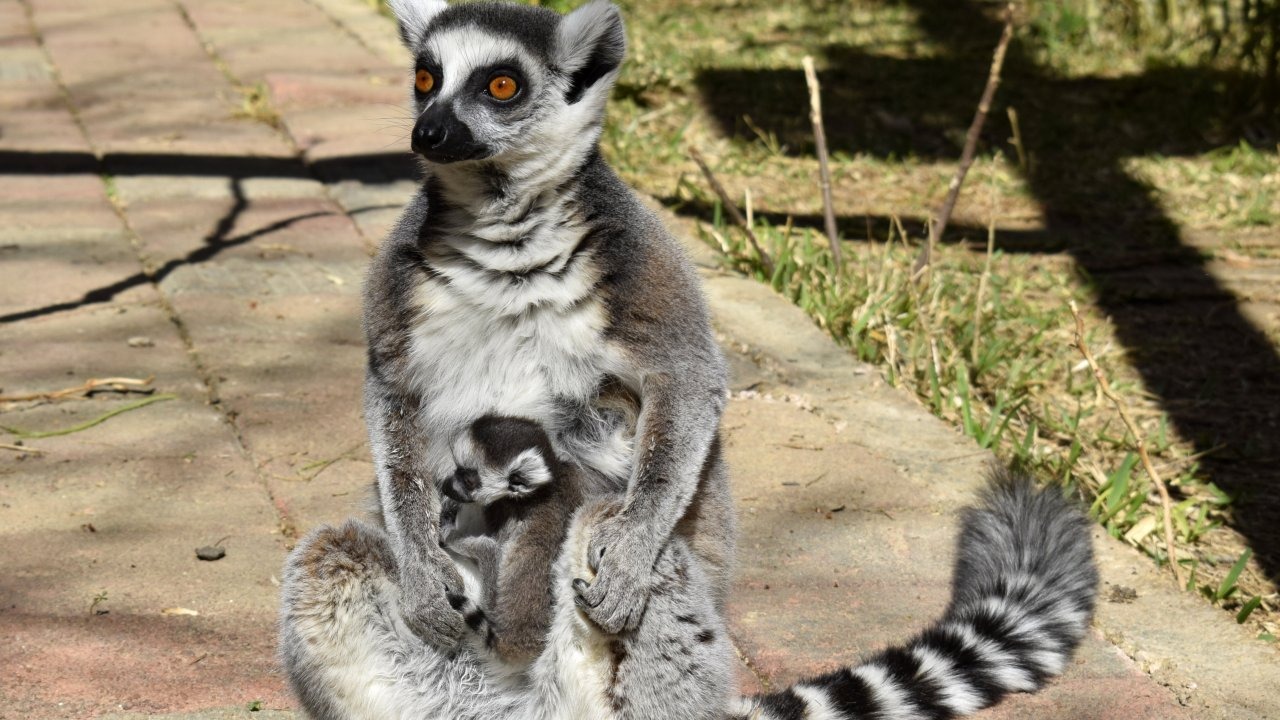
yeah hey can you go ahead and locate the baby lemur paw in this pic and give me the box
[572,514,654,634]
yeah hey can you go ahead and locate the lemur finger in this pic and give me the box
[588,543,606,574]
[573,578,605,607]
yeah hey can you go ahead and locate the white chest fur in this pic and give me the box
[405,213,631,480]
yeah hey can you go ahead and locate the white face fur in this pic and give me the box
[449,433,555,506]
[389,0,626,183]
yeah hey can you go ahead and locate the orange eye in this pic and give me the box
[488,75,518,101]
[415,69,435,94]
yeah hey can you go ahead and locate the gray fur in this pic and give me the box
[279,466,1097,719]
[361,0,735,648]
[278,491,733,720]
[447,415,587,664]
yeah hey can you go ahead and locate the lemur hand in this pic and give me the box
[400,544,468,651]
[572,512,655,634]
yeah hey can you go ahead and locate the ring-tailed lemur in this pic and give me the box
[363,0,734,648]
[439,414,588,665]
[279,461,1098,720]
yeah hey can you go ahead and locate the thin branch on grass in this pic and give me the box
[1069,302,1183,588]
[912,4,1016,281]
[0,376,154,403]
[802,55,842,267]
[688,147,776,276]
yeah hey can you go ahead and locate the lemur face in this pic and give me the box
[389,0,626,166]
[443,415,556,505]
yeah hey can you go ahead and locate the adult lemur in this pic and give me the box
[361,0,733,648]
[280,414,1099,719]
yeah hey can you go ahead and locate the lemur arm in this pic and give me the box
[575,351,726,634]
[489,488,578,664]
[365,375,468,650]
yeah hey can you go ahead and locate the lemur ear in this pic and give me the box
[556,0,626,105]
[388,0,447,50]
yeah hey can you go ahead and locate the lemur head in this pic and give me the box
[443,415,559,504]
[388,0,625,170]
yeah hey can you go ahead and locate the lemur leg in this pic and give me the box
[279,519,520,720]
[551,498,736,720]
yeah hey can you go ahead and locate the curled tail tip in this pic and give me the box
[960,466,1098,587]
[740,468,1101,720]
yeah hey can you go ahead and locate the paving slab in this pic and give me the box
[3,0,1277,717]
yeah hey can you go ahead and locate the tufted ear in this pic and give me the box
[556,1,626,105]
[388,0,447,50]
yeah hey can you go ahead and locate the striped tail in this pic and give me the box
[737,469,1099,720]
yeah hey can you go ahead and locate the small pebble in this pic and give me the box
[196,545,226,561]
[127,336,155,348]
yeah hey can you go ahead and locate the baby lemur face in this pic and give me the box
[391,0,626,166]
[444,415,557,505]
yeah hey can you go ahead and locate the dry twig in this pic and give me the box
[689,148,776,276]
[1,442,44,454]
[2,394,176,439]
[1069,301,1183,588]
[971,217,997,365]
[0,376,154,403]
[802,55,842,266]
[913,4,1016,281]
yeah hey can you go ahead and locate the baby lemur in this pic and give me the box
[363,0,734,649]
[439,414,586,665]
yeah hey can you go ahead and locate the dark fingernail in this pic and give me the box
[573,578,589,594]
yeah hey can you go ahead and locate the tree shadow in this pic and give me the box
[0,177,335,324]
[695,0,1280,583]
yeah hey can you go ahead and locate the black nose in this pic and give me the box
[413,122,447,153]
[410,103,483,163]
[442,467,479,503]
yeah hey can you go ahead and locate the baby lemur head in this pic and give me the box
[444,415,560,505]
[388,0,625,169]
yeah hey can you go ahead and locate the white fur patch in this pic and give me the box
[426,27,539,100]
[851,663,917,719]
[406,250,630,483]
[791,684,843,720]
[390,0,447,46]
[910,645,984,715]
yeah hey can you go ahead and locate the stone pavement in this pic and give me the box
[0,0,1275,717]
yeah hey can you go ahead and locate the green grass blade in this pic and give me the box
[1237,595,1263,624]
[1216,548,1253,601]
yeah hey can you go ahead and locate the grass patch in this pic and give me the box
[690,185,1271,630]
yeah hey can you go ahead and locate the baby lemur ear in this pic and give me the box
[556,0,626,105]
[388,0,447,50]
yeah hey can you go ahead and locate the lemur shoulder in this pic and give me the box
[362,0,734,648]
